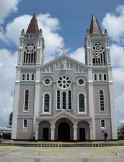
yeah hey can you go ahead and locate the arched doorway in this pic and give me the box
[77,121,90,141]
[55,118,73,141]
[58,122,70,141]
[38,121,50,141]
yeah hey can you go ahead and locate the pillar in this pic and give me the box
[35,124,39,141]
[88,68,96,140]
[73,123,78,141]
[51,124,55,141]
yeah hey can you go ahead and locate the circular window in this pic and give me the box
[44,78,51,86]
[57,75,71,89]
[78,78,84,86]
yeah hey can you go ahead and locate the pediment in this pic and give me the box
[41,54,87,73]
[53,110,77,123]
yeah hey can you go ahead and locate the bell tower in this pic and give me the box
[18,14,44,66]
[85,15,111,66]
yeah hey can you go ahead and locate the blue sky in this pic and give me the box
[4,0,123,51]
[0,0,124,127]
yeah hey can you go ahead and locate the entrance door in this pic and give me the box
[79,128,85,141]
[58,123,70,141]
[43,128,49,140]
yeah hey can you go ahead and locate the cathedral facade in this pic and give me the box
[12,15,117,141]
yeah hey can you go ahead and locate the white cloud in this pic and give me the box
[0,49,16,126]
[0,0,21,24]
[102,5,124,42]
[0,14,64,62]
[70,47,85,63]
[110,44,124,67]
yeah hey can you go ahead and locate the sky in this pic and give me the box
[0,0,124,127]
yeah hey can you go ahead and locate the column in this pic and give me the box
[89,124,93,140]
[33,68,41,132]
[51,124,55,141]
[35,124,39,141]
[88,68,96,140]
[108,68,117,139]
[73,123,78,141]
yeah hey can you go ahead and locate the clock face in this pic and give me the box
[93,41,104,57]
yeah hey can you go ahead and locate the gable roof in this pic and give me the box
[42,54,87,69]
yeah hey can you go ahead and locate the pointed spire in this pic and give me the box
[89,15,102,34]
[26,14,39,34]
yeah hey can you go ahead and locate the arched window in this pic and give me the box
[94,74,97,81]
[32,73,34,80]
[79,94,85,112]
[44,93,50,112]
[104,74,107,81]
[24,89,29,111]
[99,90,104,111]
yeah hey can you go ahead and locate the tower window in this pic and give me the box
[24,89,29,111]
[27,74,29,80]
[99,74,102,80]
[94,74,97,81]
[32,74,34,80]
[44,93,50,112]
[92,58,95,65]
[79,93,85,112]
[23,119,28,128]
[99,90,104,111]
[22,74,25,80]
[104,74,107,81]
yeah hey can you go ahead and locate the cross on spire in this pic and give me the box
[61,47,68,54]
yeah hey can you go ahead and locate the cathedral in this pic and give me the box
[12,14,117,141]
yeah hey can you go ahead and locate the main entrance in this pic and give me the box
[79,128,85,141]
[43,128,49,140]
[58,123,70,141]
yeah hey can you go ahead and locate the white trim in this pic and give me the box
[77,92,87,114]
[23,119,28,128]
[99,89,105,112]
[42,92,51,114]
[23,89,29,112]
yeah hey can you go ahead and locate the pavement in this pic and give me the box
[0,145,124,162]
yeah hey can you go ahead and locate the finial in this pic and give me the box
[60,46,68,55]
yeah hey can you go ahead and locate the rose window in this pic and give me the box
[57,76,71,89]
